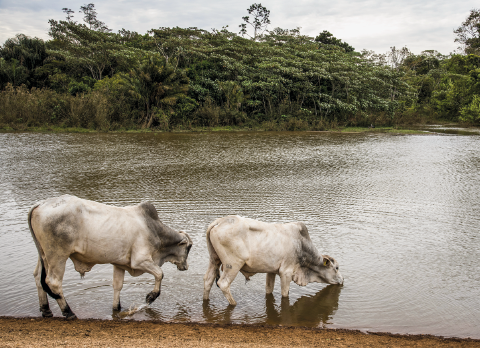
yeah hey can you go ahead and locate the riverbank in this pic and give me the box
[0,124,428,134]
[0,317,478,347]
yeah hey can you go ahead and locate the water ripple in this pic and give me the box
[0,132,479,338]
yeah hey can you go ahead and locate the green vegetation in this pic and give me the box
[1,4,480,132]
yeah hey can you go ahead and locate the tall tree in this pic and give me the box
[62,8,75,22]
[79,3,111,32]
[47,5,137,80]
[48,20,139,80]
[454,9,480,54]
[239,3,271,40]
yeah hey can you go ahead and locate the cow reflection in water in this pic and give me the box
[202,284,342,327]
[265,285,342,326]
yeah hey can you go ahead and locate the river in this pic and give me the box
[0,131,479,338]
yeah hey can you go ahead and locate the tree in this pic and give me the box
[0,34,48,88]
[460,94,480,123]
[62,8,75,22]
[149,27,207,65]
[315,30,355,53]
[124,55,190,128]
[388,46,411,72]
[0,34,47,71]
[48,5,140,81]
[454,9,480,54]
[262,27,314,47]
[0,58,29,87]
[239,3,271,40]
[79,3,111,32]
[402,50,442,75]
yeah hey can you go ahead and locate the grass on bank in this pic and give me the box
[0,124,429,134]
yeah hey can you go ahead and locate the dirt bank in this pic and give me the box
[1,317,479,347]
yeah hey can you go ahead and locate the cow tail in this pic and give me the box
[28,203,61,300]
[206,218,222,287]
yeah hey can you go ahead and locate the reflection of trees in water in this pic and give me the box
[202,284,342,327]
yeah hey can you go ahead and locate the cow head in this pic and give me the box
[314,255,343,285]
[293,255,343,286]
[165,231,192,271]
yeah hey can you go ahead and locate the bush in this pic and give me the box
[0,84,111,130]
[460,94,480,123]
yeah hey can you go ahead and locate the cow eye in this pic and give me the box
[335,267,339,271]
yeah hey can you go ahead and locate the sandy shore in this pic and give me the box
[0,317,479,347]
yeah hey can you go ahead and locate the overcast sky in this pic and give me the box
[0,0,476,54]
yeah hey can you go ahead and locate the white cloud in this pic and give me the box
[0,0,477,54]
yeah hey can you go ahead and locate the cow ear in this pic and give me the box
[317,255,324,265]
[178,237,188,245]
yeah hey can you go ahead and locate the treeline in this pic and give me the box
[1,4,480,131]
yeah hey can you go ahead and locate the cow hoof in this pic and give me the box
[65,313,77,320]
[113,303,121,311]
[146,291,160,305]
[40,305,53,318]
[41,310,53,318]
[62,305,77,320]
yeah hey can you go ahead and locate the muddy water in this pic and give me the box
[0,132,479,338]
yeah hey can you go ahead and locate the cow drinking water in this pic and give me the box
[28,195,192,319]
[203,215,343,306]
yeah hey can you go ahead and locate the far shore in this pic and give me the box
[0,124,459,135]
[1,317,479,348]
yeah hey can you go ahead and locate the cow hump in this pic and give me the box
[139,202,159,220]
[297,222,310,239]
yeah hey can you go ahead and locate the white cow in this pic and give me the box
[203,216,343,305]
[28,195,192,319]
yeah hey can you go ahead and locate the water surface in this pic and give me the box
[0,131,479,338]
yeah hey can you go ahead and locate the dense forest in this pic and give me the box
[1,3,480,131]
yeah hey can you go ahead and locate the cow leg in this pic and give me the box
[266,273,276,294]
[203,261,220,301]
[279,272,293,297]
[45,258,77,320]
[112,266,125,311]
[33,257,53,318]
[134,260,164,305]
[217,262,243,306]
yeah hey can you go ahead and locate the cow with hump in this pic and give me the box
[28,195,192,319]
[203,215,343,306]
